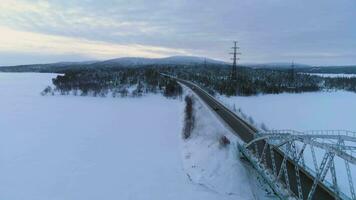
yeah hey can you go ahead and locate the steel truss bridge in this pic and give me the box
[239,130,356,200]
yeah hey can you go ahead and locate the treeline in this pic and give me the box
[174,66,322,96]
[44,68,182,98]
[324,77,356,92]
[172,65,356,96]
[42,64,356,98]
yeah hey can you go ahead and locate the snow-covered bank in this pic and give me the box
[220,91,356,131]
[181,91,271,200]
[0,73,248,200]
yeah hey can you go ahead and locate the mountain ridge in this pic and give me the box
[0,56,227,68]
[2,56,356,74]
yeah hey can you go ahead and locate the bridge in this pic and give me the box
[165,75,356,200]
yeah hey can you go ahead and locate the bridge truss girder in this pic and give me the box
[239,130,356,200]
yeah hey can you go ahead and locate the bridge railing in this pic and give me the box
[239,130,356,200]
[267,129,356,138]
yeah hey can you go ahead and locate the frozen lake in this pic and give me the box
[220,91,356,131]
[302,73,356,78]
[0,72,238,200]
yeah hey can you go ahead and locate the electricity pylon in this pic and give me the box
[230,41,241,81]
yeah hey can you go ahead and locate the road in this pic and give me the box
[175,78,338,200]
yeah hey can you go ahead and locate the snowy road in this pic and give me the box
[0,73,240,200]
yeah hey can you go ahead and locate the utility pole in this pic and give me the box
[230,41,241,81]
[291,61,295,84]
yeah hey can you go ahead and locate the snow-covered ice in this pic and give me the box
[302,73,356,78]
[220,91,356,131]
[0,73,261,200]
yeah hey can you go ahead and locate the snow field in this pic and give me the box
[0,72,271,200]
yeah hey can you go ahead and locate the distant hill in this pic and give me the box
[0,61,98,73]
[94,56,226,67]
[2,56,356,74]
[242,63,356,74]
[0,56,227,72]
[297,65,356,74]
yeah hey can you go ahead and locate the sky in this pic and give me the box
[0,0,355,66]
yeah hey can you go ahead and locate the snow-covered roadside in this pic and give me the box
[181,89,271,200]
[0,72,258,200]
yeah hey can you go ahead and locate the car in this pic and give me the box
[213,106,219,111]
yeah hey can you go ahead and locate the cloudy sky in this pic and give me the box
[0,0,355,66]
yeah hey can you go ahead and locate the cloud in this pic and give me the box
[0,0,355,65]
[0,0,160,40]
[0,0,48,13]
[0,26,188,59]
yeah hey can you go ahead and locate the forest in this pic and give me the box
[42,64,356,97]
[43,67,182,98]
